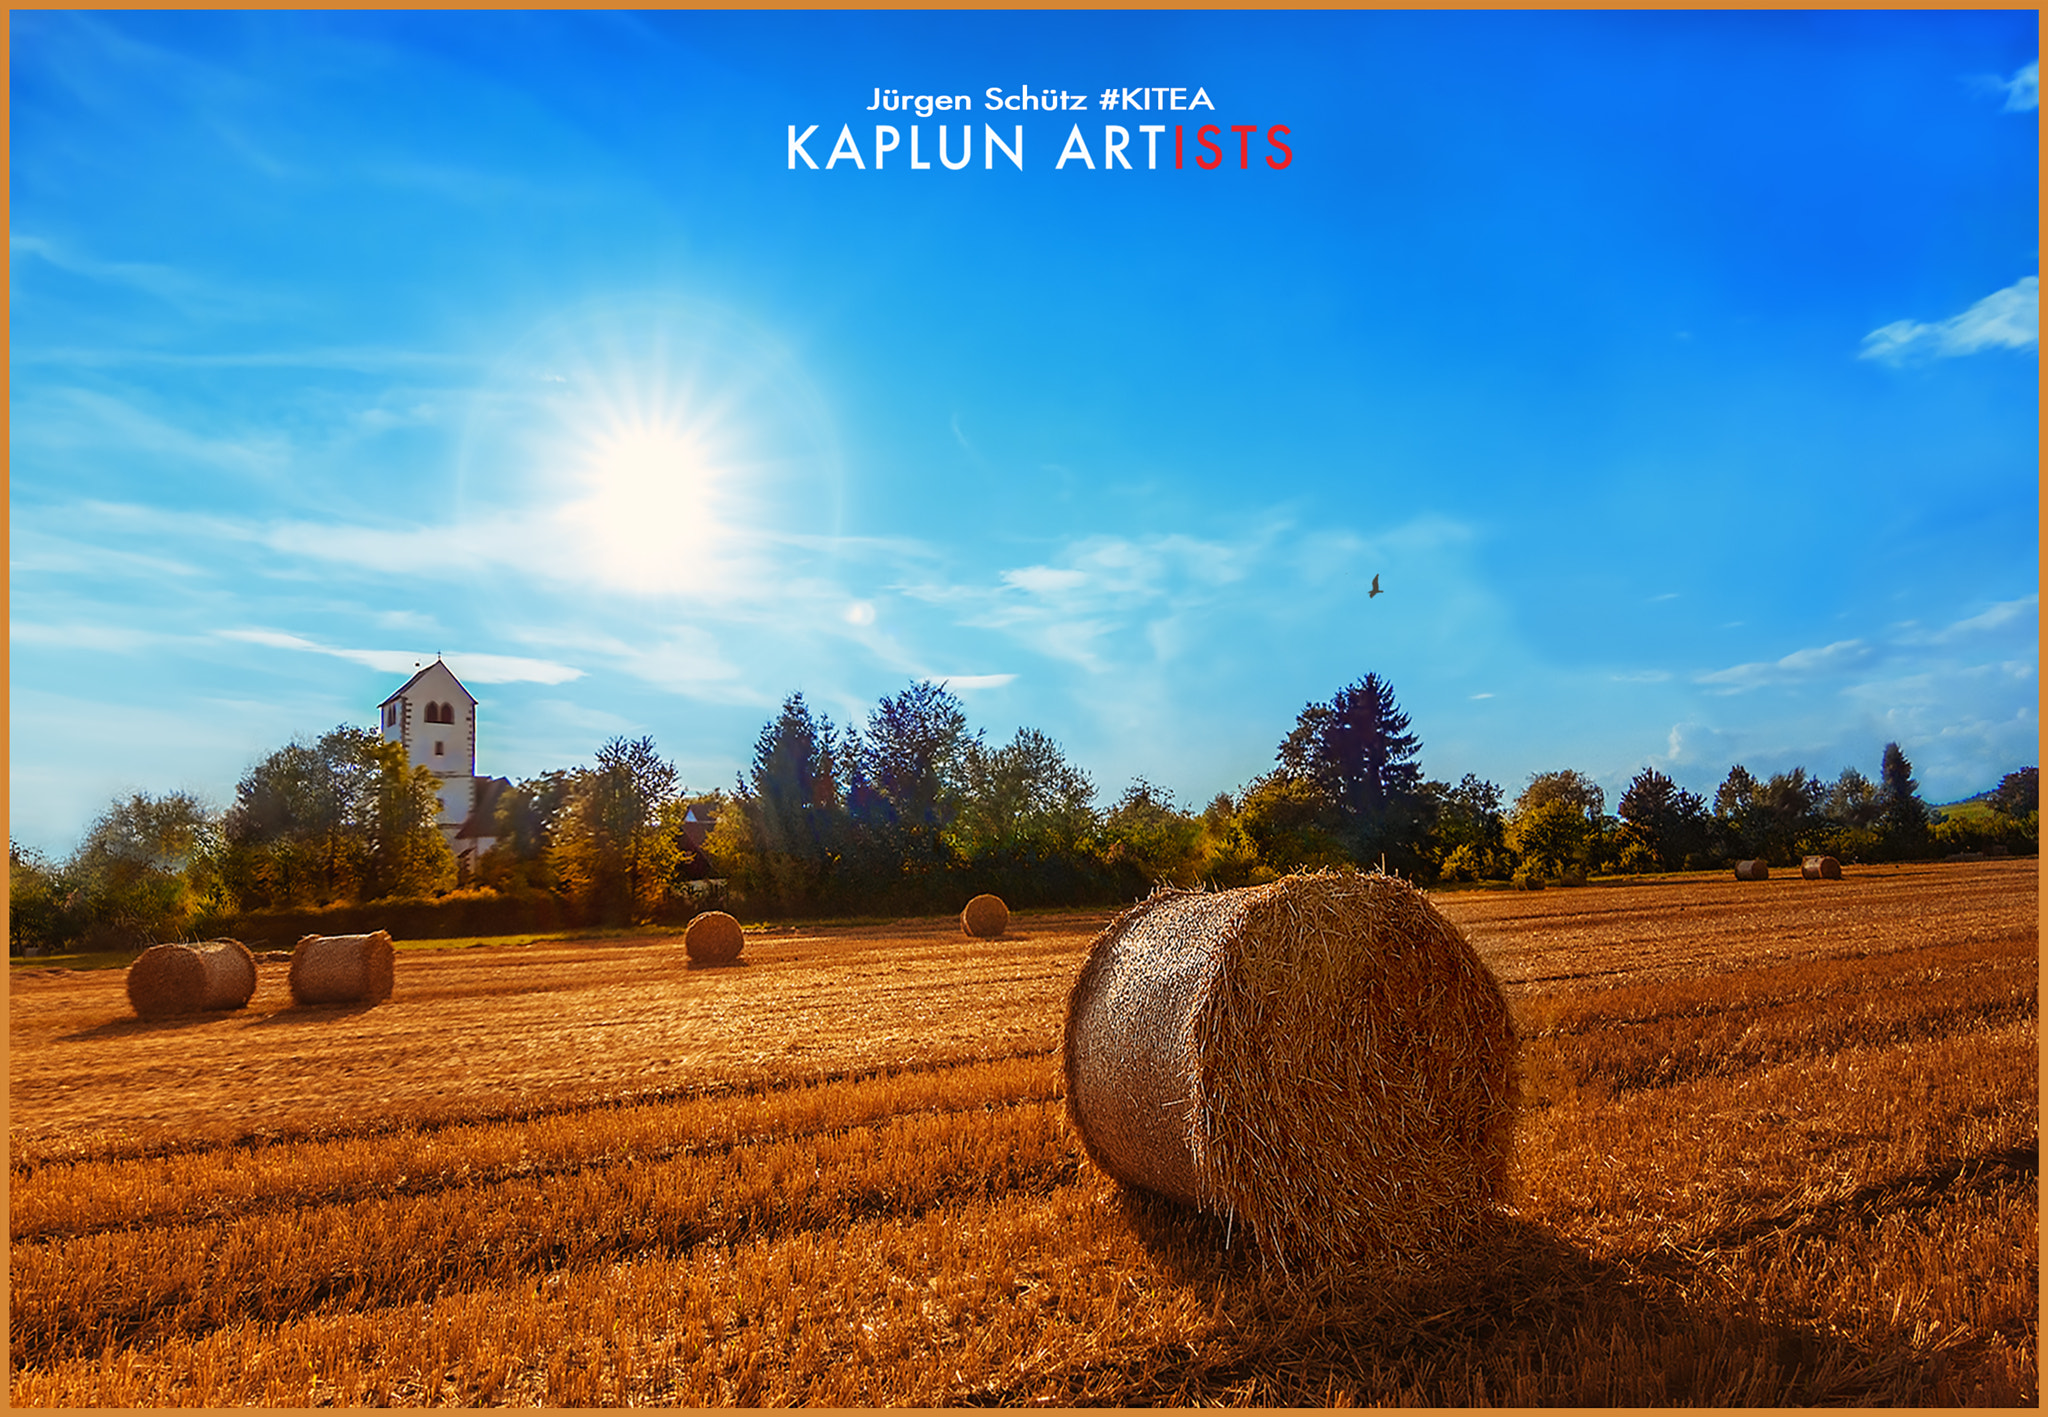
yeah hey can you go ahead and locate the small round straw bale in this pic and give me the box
[684,910,746,965]
[126,939,257,1019]
[289,931,394,1006]
[1063,870,1516,1271]
[1801,855,1842,880]
[1733,859,1770,881]
[960,893,1010,938]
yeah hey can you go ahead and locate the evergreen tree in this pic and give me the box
[746,696,841,859]
[1713,764,1766,860]
[1617,768,1710,872]
[1272,673,1430,871]
[1875,742,1931,859]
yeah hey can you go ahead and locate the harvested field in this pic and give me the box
[9,861,2038,1405]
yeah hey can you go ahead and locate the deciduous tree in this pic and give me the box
[551,736,682,923]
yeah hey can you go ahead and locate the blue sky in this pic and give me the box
[10,10,2039,856]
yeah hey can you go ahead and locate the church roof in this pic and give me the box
[379,658,477,708]
[455,776,512,841]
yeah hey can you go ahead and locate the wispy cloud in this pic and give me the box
[1990,59,2038,113]
[903,529,1275,672]
[12,387,294,480]
[1909,593,2038,644]
[1697,639,1878,692]
[11,233,284,323]
[9,621,174,653]
[1696,597,2037,697]
[217,629,584,684]
[1859,275,2038,364]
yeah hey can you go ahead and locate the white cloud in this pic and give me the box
[512,626,762,705]
[216,629,584,684]
[935,673,1017,692]
[9,621,171,653]
[1915,593,2038,645]
[1001,566,1089,595]
[1859,276,2038,364]
[1998,60,2038,112]
[1696,639,1877,692]
[14,387,293,478]
[9,233,277,322]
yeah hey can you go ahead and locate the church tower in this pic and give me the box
[379,659,494,866]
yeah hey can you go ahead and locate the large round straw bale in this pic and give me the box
[1733,859,1770,881]
[1801,855,1842,880]
[288,931,394,1006]
[960,893,1010,938]
[684,910,745,965]
[126,939,257,1019]
[1063,870,1516,1270]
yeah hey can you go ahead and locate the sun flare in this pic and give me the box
[459,296,844,597]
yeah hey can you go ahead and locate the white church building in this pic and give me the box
[379,660,506,875]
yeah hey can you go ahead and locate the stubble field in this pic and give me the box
[9,860,2038,1405]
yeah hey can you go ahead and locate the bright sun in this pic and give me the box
[465,296,844,598]
[559,420,729,590]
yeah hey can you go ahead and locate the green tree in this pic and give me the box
[10,840,80,955]
[1236,771,1352,871]
[1988,767,2038,818]
[1422,775,1510,881]
[222,727,451,908]
[1751,768,1823,864]
[1099,778,1201,884]
[847,680,971,874]
[1190,792,1264,887]
[729,695,847,912]
[1506,771,1605,882]
[550,736,682,923]
[1821,767,1882,829]
[478,770,575,892]
[1507,798,1591,883]
[1616,768,1710,872]
[953,728,1098,863]
[64,790,227,947]
[1712,764,1767,861]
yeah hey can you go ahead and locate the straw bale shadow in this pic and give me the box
[978,1207,1996,1406]
[242,1001,388,1027]
[58,1011,243,1042]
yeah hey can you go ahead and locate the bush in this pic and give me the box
[1933,812,2038,858]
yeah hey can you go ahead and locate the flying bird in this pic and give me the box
[1369,574,1383,598]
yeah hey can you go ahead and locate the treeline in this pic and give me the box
[10,674,2039,954]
